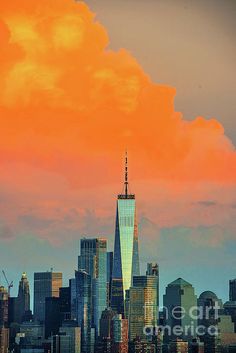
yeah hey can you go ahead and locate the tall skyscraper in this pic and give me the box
[17,272,30,323]
[70,278,77,321]
[128,263,159,341]
[111,153,140,315]
[0,287,8,328]
[34,271,62,323]
[78,238,107,335]
[230,279,236,302]
[75,269,92,353]
[96,308,116,353]
[163,278,197,341]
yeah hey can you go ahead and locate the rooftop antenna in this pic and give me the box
[125,150,128,197]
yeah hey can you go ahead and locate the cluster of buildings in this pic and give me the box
[0,156,236,353]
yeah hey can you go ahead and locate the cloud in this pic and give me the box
[197,200,217,207]
[0,0,235,189]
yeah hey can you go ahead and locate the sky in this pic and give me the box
[86,0,236,143]
[0,0,235,304]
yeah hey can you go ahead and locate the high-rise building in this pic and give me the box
[198,291,234,353]
[163,278,197,341]
[230,280,236,302]
[45,287,72,339]
[75,270,92,353]
[111,153,140,316]
[34,271,62,323]
[129,263,159,341]
[111,314,128,353]
[17,272,30,323]
[224,301,236,333]
[70,278,77,321]
[0,287,8,328]
[0,286,9,353]
[45,297,61,339]
[99,308,116,339]
[96,308,116,353]
[78,238,107,336]
[0,328,9,353]
[59,287,71,322]
[59,322,81,353]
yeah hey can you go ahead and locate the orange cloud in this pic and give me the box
[0,0,235,190]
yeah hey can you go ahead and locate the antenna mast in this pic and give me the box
[125,151,128,197]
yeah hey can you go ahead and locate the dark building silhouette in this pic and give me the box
[45,297,61,339]
[190,338,204,353]
[17,272,30,323]
[34,271,62,323]
[75,269,92,353]
[230,280,236,302]
[224,301,236,333]
[96,308,116,353]
[59,287,71,322]
[0,286,9,353]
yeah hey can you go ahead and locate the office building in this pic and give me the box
[75,270,91,353]
[230,280,236,302]
[111,153,140,315]
[0,328,9,353]
[96,308,116,353]
[59,287,71,322]
[45,297,61,339]
[163,278,197,341]
[111,314,128,353]
[34,271,62,323]
[70,279,77,321]
[58,323,81,353]
[129,263,159,341]
[0,287,8,328]
[78,238,107,335]
[17,272,30,323]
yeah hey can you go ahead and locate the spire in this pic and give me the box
[125,150,128,197]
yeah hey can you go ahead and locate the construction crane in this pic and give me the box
[2,270,13,297]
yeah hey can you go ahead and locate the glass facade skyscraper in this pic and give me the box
[78,238,107,336]
[75,270,91,353]
[111,153,140,315]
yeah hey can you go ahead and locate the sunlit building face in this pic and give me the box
[111,154,140,315]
